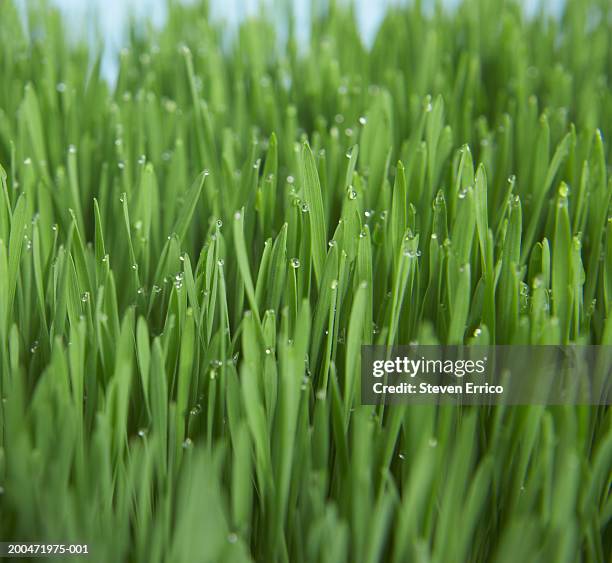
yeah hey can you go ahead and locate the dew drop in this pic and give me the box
[290,257,300,269]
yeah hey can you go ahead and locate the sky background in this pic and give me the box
[14,0,565,82]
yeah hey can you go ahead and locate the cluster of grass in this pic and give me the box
[0,0,611,561]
